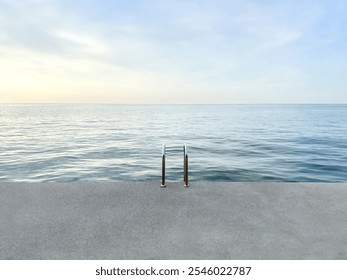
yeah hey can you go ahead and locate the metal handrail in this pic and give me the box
[183,144,189,187]
[161,144,166,188]
[161,143,189,188]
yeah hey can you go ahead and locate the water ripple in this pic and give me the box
[0,104,347,182]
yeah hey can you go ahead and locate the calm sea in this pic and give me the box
[0,104,346,182]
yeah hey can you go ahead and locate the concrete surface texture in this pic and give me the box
[0,182,347,260]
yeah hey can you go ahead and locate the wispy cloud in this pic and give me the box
[0,0,346,103]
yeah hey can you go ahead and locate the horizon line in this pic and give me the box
[0,103,346,106]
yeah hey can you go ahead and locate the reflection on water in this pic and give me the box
[0,104,346,182]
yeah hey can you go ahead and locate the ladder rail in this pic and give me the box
[183,144,189,187]
[161,144,166,188]
[161,143,189,188]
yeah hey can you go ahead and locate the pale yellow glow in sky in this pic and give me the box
[0,45,166,103]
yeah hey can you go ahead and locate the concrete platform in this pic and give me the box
[1,182,347,259]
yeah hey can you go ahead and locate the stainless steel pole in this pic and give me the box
[161,144,166,188]
[184,144,189,187]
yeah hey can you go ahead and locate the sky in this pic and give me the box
[0,0,346,104]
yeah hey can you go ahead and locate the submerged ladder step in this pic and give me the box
[161,144,189,188]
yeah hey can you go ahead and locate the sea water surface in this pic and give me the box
[0,104,346,182]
